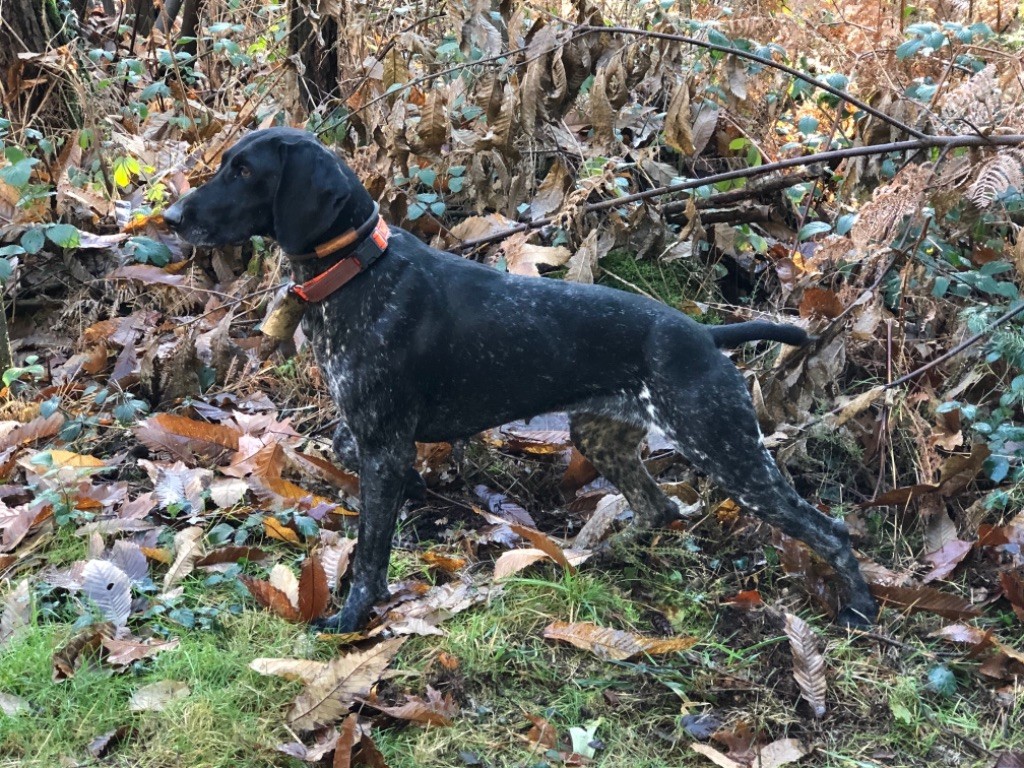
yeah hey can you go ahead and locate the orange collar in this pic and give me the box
[290,213,391,303]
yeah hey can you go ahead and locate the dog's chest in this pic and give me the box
[305,303,361,408]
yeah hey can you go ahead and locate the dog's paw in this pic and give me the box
[314,605,366,633]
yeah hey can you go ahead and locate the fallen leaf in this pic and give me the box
[421,550,468,573]
[53,624,108,681]
[871,583,981,620]
[250,657,329,683]
[298,555,330,623]
[240,576,301,622]
[922,539,972,583]
[289,637,406,730]
[101,635,180,666]
[129,680,190,711]
[264,515,302,544]
[509,524,574,573]
[784,613,827,718]
[163,526,205,592]
[134,412,241,462]
[493,547,590,580]
[375,685,457,726]
[543,620,698,661]
[82,560,132,628]
[0,578,31,646]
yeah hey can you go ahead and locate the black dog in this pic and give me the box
[164,127,878,630]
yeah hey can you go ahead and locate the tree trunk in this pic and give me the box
[0,0,81,132]
[289,0,341,111]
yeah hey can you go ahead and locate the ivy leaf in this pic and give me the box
[896,38,925,60]
[127,236,172,266]
[46,224,80,249]
[835,213,856,235]
[21,228,45,255]
[0,157,39,188]
[797,116,819,135]
[798,221,832,241]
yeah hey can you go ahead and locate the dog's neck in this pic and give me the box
[285,197,379,283]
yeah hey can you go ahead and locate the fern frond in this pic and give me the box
[968,148,1024,208]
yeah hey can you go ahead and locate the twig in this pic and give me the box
[662,170,823,214]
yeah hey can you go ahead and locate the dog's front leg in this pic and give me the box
[322,444,415,632]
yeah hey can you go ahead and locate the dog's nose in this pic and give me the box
[163,202,183,230]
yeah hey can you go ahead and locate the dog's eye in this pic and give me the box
[238,165,252,179]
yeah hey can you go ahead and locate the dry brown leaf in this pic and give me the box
[493,548,550,579]
[250,657,329,683]
[871,583,981,620]
[129,680,190,711]
[799,287,844,319]
[691,743,741,768]
[449,213,516,243]
[101,634,180,666]
[134,412,241,463]
[0,413,64,453]
[318,536,357,591]
[287,449,359,496]
[381,580,495,636]
[270,563,300,608]
[493,547,590,580]
[195,545,269,569]
[240,576,301,622]
[664,82,694,155]
[44,450,106,469]
[922,539,973,583]
[565,229,601,284]
[784,612,827,718]
[543,620,698,661]
[827,385,885,428]
[288,637,406,730]
[263,515,302,544]
[375,685,457,726]
[53,624,109,681]
[298,555,330,623]
[503,236,571,278]
[108,264,187,288]
[162,526,205,592]
[509,524,574,573]
[421,550,468,573]
[0,579,31,646]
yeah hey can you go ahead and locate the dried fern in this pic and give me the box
[942,64,1002,130]
[968,148,1024,208]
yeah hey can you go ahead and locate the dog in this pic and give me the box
[164,127,878,631]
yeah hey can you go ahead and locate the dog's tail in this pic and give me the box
[709,321,810,348]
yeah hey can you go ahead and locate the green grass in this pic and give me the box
[0,610,309,768]
[3,529,1022,768]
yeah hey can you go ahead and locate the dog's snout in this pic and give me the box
[163,201,184,230]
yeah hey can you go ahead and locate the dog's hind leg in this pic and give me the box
[569,412,679,530]
[652,366,878,626]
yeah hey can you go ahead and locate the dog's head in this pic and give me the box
[164,127,376,255]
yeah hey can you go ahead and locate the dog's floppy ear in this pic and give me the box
[272,139,350,254]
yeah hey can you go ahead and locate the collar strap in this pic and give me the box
[290,214,390,303]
